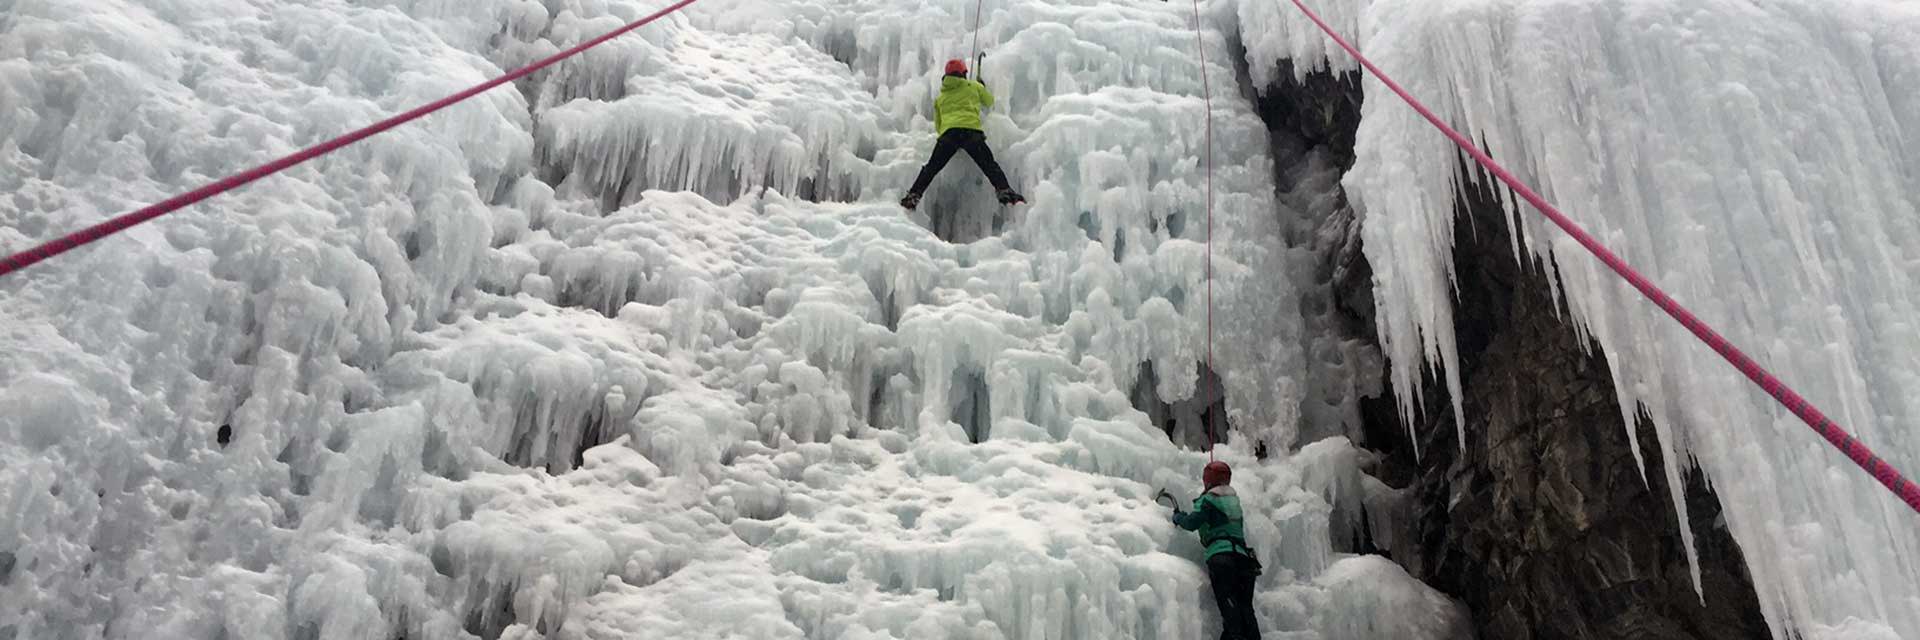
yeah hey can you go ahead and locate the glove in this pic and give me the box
[1170,508,1186,526]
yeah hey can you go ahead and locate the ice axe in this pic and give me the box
[1153,488,1177,508]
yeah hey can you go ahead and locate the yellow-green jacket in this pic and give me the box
[935,75,994,135]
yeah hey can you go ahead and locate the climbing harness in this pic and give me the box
[0,0,705,278]
[1284,0,1920,514]
[1204,533,1261,571]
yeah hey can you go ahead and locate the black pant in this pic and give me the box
[1207,553,1261,640]
[907,128,1011,194]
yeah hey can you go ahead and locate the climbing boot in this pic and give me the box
[996,189,1025,205]
[899,192,922,210]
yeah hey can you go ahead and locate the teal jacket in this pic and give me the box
[1173,486,1252,560]
[934,75,994,135]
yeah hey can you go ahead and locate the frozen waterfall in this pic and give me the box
[2,0,1917,638]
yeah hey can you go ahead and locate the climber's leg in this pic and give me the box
[954,129,1012,191]
[906,131,966,197]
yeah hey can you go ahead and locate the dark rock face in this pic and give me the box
[1366,173,1771,639]
[1253,61,1364,169]
[1260,64,1771,639]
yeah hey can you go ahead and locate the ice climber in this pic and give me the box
[1169,461,1263,640]
[898,58,1025,210]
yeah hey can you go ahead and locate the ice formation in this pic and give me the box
[1237,0,1920,636]
[0,0,1464,638]
[5,0,1915,636]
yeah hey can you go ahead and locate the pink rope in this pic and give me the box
[0,0,704,278]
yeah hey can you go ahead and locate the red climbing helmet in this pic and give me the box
[944,58,969,76]
[1203,461,1231,489]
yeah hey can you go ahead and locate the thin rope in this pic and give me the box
[0,0,705,278]
[1189,0,1217,461]
[969,0,986,74]
[1284,0,1920,514]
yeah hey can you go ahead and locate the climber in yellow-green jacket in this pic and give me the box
[899,58,1025,210]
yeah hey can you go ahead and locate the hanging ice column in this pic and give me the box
[1236,0,1920,636]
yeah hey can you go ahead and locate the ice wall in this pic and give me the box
[0,0,1463,638]
[1235,0,1920,636]
[537,29,885,208]
[676,0,1337,458]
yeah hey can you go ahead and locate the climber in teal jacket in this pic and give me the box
[899,58,1025,211]
[1171,461,1263,640]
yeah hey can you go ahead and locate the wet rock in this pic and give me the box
[1366,172,1770,640]
[1260,62,1770,639]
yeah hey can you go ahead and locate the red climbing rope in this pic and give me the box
[1285,0,1920,514]
[0,0,705,279]
[1189,0,1218,460]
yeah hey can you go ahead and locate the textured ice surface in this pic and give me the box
[1238,0,1920,636]
[0,0,1460,638]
